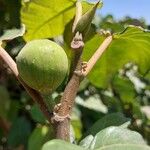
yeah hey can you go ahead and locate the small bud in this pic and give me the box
[74,1,101,38]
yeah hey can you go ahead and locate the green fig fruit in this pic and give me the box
[16,39,68,94]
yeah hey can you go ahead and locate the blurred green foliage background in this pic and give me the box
[0,0,150,149]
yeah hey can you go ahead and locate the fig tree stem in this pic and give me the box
[54,1,84,140]
[0,45,53,125]
[54,35,113,140]
[55,35,84,140]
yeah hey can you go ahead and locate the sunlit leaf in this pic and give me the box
[90,126,146,149]
[95,144,150,150]
[83,26,150,88]
[84,113,129,136]
[21,0,93,41]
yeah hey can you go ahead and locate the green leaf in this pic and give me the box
[28,125,54,150]
[112,75,144,119]
[0,25,25,41]
[21,0,93,41]
[42,139,85,150]
[84,113,129,136]
[95,144,150,150]
[112,76,136,103]
[7,117,31,147]
[83,26,150,88]
[80,135,94,149]
[90,126,146,150]
[30,104,46,124]
[100,94,123,112]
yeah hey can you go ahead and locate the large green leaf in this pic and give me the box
[81,125,150,150]
[95,144,150,150]
[28,125,54,150]
[90,126,146,150]
[83,26,150,88]
[21,0,93,41]
[42,139,85,150]
[84,113,129,136]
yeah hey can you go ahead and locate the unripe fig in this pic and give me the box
[16,39,68,94]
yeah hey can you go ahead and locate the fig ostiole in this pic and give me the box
[16,39,68,109]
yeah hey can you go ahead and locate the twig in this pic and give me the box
[20,79,53,124]
[82,35,113,76]
[72,0,82,33]
[0,45,53,124]
[0,45,18,76]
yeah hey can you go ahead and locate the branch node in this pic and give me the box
[52,113,71,123]
[74,61,87,77]
[71,32,84,49]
